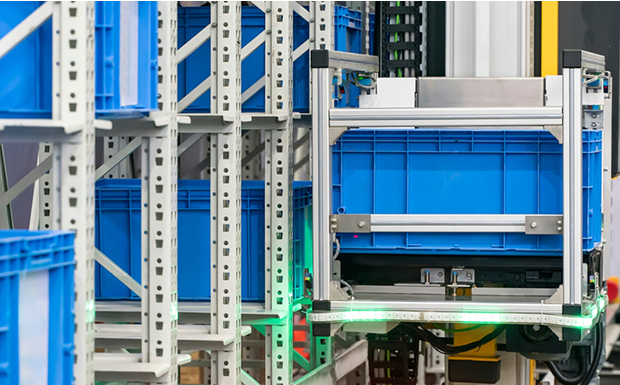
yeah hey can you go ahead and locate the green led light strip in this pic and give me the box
[308,296,607,330]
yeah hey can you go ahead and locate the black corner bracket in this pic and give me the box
[312,300,331,311]
[562,304,582,316]
[563,49,584,69]
[311,50,330,69]
[312,323,332,337]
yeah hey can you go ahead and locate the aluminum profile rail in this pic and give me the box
[329,106,563,128]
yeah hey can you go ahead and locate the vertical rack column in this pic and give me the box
[309,0,335,370]
[562,66,584,306]
[264,2,294,384]
[53,2,96,384]
[209,2,243,384]
[140,2,180,385]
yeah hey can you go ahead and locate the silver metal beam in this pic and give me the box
[94,249,141,298]
[177,133,205,157]
[329,106,563,128]
[0,154,52,208]
[313,67,333,302]
[177,24,211,63]
[294,340,368,385]
[95,137,140,180]
[563,67,584,306]
[0,1,54,60]
[333,214,563,234]
[324,50,380,73]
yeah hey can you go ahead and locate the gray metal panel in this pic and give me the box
[417,77,545,108]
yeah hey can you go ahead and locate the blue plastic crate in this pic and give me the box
[177,6,266,113]
[333,130,603,255]
[0,1,158,119]
[0,230,75,385]
[95,180,312,301]
[333,5,375,108]
[293,182,312,297]
[293,10,311,113]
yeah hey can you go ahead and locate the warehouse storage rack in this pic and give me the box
[0,2,375,385]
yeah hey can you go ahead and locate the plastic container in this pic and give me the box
[0,1,158,119]
[0,230,75,385]
[333,5,374,108]
[177,6,266,113]
[332,129,603,255]
[95,179,312,301]
[177,5,374,113]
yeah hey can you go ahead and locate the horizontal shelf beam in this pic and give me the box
[333,214,563,234]
[329,107,563,128]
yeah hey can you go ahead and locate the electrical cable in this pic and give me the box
[543,321,603,385]
[432,323,483,333]
[339,279,354,299]
[401,323,506,355]
[332,238,340,260]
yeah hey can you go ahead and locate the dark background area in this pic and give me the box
[559,1,620,175]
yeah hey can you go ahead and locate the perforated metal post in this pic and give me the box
[103,136,132,178]
[37,142,54,230]
[52,2,96,384]
[264,3,294,384]
[140,3,179,384]
[210,2,242,384]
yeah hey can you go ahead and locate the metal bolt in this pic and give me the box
[466,272,473,279]
[212,23,217,28]
[266,30,272,35]
[438,272,443,278]
[557,220,562,224]
[266,8,271,13]
[358,221,365,228]
[557,227,562,231]
[605,167,609,172]
[591,113,597,118]
[531,222,537,228]
[591,122,597,127]
[533,324,541,331]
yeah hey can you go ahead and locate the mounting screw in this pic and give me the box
[466,272,473,279]
[531,222,537,228]
[358,221,365,228]
[557,227,562,231]
[533,324,541,331]
[591,122,597,127]
[438,272,443,278]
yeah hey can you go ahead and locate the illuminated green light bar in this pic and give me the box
[308,295,608,330]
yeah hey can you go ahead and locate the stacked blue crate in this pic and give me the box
[332,129,603,255]
[0,230,75,385]
[95,180,312,301]
[177,6,267,113]
[177,5,375,113]
[333,5,374,108]
[0,1,158,119]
